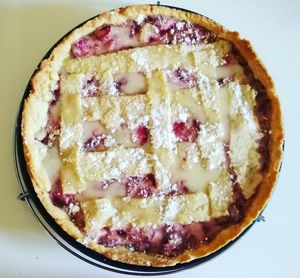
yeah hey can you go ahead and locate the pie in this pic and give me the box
[21,5,283,267]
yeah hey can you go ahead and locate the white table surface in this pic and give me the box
[1,0,299,277]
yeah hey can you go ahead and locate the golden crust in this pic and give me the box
[21,5,284,267]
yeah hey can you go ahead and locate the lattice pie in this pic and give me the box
[22,5,283,266]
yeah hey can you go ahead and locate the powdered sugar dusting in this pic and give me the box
[175,21,184,31]
[60,124,82,149]
[69,203,80,213]
[186,143,199,164]
[81,147,152,182]
[153,154,172,189]
[125,98,150,130]
[171,104,189,122]
[229,82,258,133]
[150,102,176,149]
[164,198,181,223]
[197,73,218,112]
[136,14,145,25]
[103,135,116,147]
[197,123,225,169]
[100,78,119,96]
[131,49,150,72]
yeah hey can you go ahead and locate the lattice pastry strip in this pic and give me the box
[169,88,225,171]
[60,73,85,95]
[61,146,86,194]
[197,74,221,123]
[228,82,263,198]
[60,93,82,125]
[64,41,231,77]
[208,170,233,218]
[192,39,230,67]
[59,75,86,193]
[79,146,152,182]
[84,95,150,131]
[197,123,226,170]
[59,89,83,159]
[146,70,177,190]
[170,89,206,123]
[81,192,210,230]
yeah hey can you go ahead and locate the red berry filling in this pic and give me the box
[49,191,75,208]
[49,179,75,208]
[83,134,107,152]
[81,77,100,96]
[69,207,85,231]
[217,76,234,86]
[50,83,60,106]
[145,16,214,45]
[114,77,127,92]
[167,67,197,89]
[71,23,138,58]
[135,125,149,145]
[82,175,190,199]
[96,170,247,257]
[223,54,237,65]
[72,37,95,58]
[93,24,111,40]
[173,119,200,142]
[71,17,214,58]
[125,174,156,198]
[97,221,221,257]
[38,85,61,147]
[224,143,247,221]
[49,179,85,230]
[40,122,60,147]
[145,16,176,32]
[253,81,271,172]
[114,72,147,95]
[128,20,141,38]
[71,25,113,57]
[167,181,189,195]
